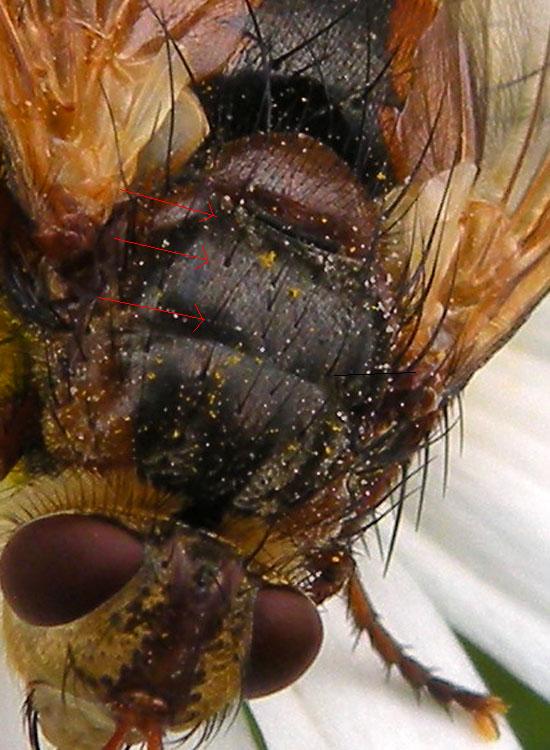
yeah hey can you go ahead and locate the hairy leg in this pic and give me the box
[346,571,507,740]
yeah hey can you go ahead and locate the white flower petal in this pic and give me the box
[0,654,28,749]
[239,558,520,750]
[207,709,259,750]
[398,303,550,698]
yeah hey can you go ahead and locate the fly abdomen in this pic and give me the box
[130,208,385,523]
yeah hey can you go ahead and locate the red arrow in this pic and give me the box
[121,189,217,222]
[114,237,209,269]
[97,297,206,333]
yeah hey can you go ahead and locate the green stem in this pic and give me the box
[242,701,270,750]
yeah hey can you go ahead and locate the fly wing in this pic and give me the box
[0,0,258,257]
[382,0,550,396]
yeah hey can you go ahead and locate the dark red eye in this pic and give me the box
[0,514,144,626]
[243,586,323,698]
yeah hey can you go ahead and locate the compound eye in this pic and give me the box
[243,586,323,698]
[0,514,144,626]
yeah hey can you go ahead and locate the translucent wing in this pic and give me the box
[0,0,256,259]
[382,0,550,394]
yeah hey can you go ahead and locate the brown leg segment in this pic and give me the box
[102,718,131,750]
[346,572,507,740]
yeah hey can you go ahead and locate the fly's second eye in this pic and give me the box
[0,514,144,626]
[244,586,323,698]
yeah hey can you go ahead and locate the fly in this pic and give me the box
[0,1,547,749]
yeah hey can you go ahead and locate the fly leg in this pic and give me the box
[346,571,507,740]
[143,724,164,750]
[102,718,131,750]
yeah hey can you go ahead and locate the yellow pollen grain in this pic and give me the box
[258,251,277,269]
[225,354,243,367]
[146,372,157,381]
[376,171,387,181]
[288,287,302,300]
